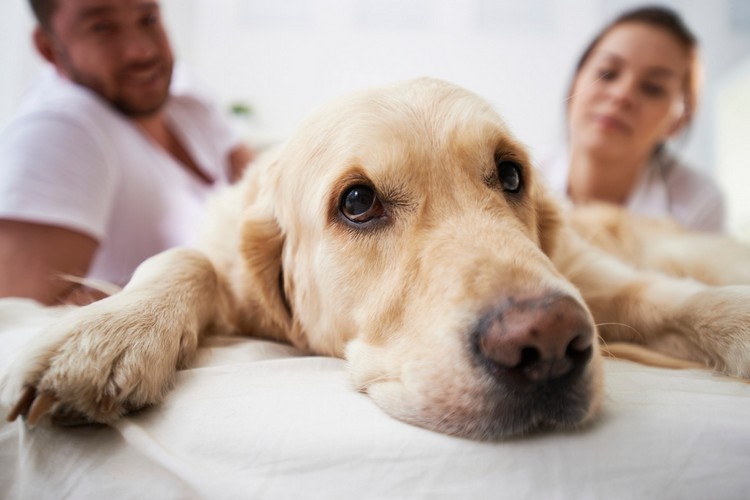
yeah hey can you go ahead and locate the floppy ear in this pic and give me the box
[237,174,294,339]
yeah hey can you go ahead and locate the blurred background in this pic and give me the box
[1,0,750,235]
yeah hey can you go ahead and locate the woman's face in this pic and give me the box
[568,22,690,162]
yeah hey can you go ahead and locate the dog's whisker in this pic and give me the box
[595,322,646,342]
[563,72,608,103]
[597,337,621,361]
[356,374,400,391]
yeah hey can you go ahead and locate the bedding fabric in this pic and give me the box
[1,298,749,500]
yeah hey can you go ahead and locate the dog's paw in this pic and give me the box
[677,286,750,379]
[1,294,199,426]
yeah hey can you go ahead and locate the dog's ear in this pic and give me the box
[238,179,293,338]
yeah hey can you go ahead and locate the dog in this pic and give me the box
[2,78,750,440]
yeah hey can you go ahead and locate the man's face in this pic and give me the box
[41,0,174,117]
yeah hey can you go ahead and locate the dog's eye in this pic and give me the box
[340,185,384,223]
[497,161,523,193]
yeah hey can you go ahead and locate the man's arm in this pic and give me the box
[0,220,98,305]
[228,144,256,183]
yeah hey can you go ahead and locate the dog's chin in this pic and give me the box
[472,373,602,440]
[368,381,599,441]
[358,353,604,441]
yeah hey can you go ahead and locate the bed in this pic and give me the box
[1,297,749,499]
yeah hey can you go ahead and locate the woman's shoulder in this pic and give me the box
[659,153,725,232]
[660,153,722,201]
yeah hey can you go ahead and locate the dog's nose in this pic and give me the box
[473,293,594,384]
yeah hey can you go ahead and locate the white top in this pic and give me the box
[0,66,240,285]
[538,149,726,232]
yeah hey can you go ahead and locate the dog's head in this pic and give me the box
[239,78,603,440]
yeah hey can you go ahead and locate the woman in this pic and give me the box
[540,6,725,232]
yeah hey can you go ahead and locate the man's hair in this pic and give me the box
[29,0,57,30]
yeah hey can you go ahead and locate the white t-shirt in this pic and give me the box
[537,149,726,232]
[0,67,240,285]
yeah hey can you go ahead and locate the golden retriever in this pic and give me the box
[3,78,750,440]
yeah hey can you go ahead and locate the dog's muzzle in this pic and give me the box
[468,291,596,434]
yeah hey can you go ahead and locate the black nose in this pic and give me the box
[472,293,594,385]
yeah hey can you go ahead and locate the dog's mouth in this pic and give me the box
[379,359,600,441]
[412,351,599,440]
[352,291,602,441]
[467,292,600,438]
[473,359,598,439]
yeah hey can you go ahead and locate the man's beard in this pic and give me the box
[54,44,173,117]
[107,61,173,117]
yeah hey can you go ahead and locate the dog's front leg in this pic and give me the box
[554,228,750,378]
[1,247,234,426]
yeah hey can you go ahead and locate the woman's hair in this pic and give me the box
[567,5,701,130]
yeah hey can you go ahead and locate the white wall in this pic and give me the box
[154,0,750,170]
[2,0,750,211]
[717,57,750,236]
[0,2,42,129]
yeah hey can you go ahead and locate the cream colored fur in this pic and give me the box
[2,78,749,440]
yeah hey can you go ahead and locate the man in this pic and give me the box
[0,0,254,304]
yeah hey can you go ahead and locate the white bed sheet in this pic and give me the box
[1,298,749,500]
